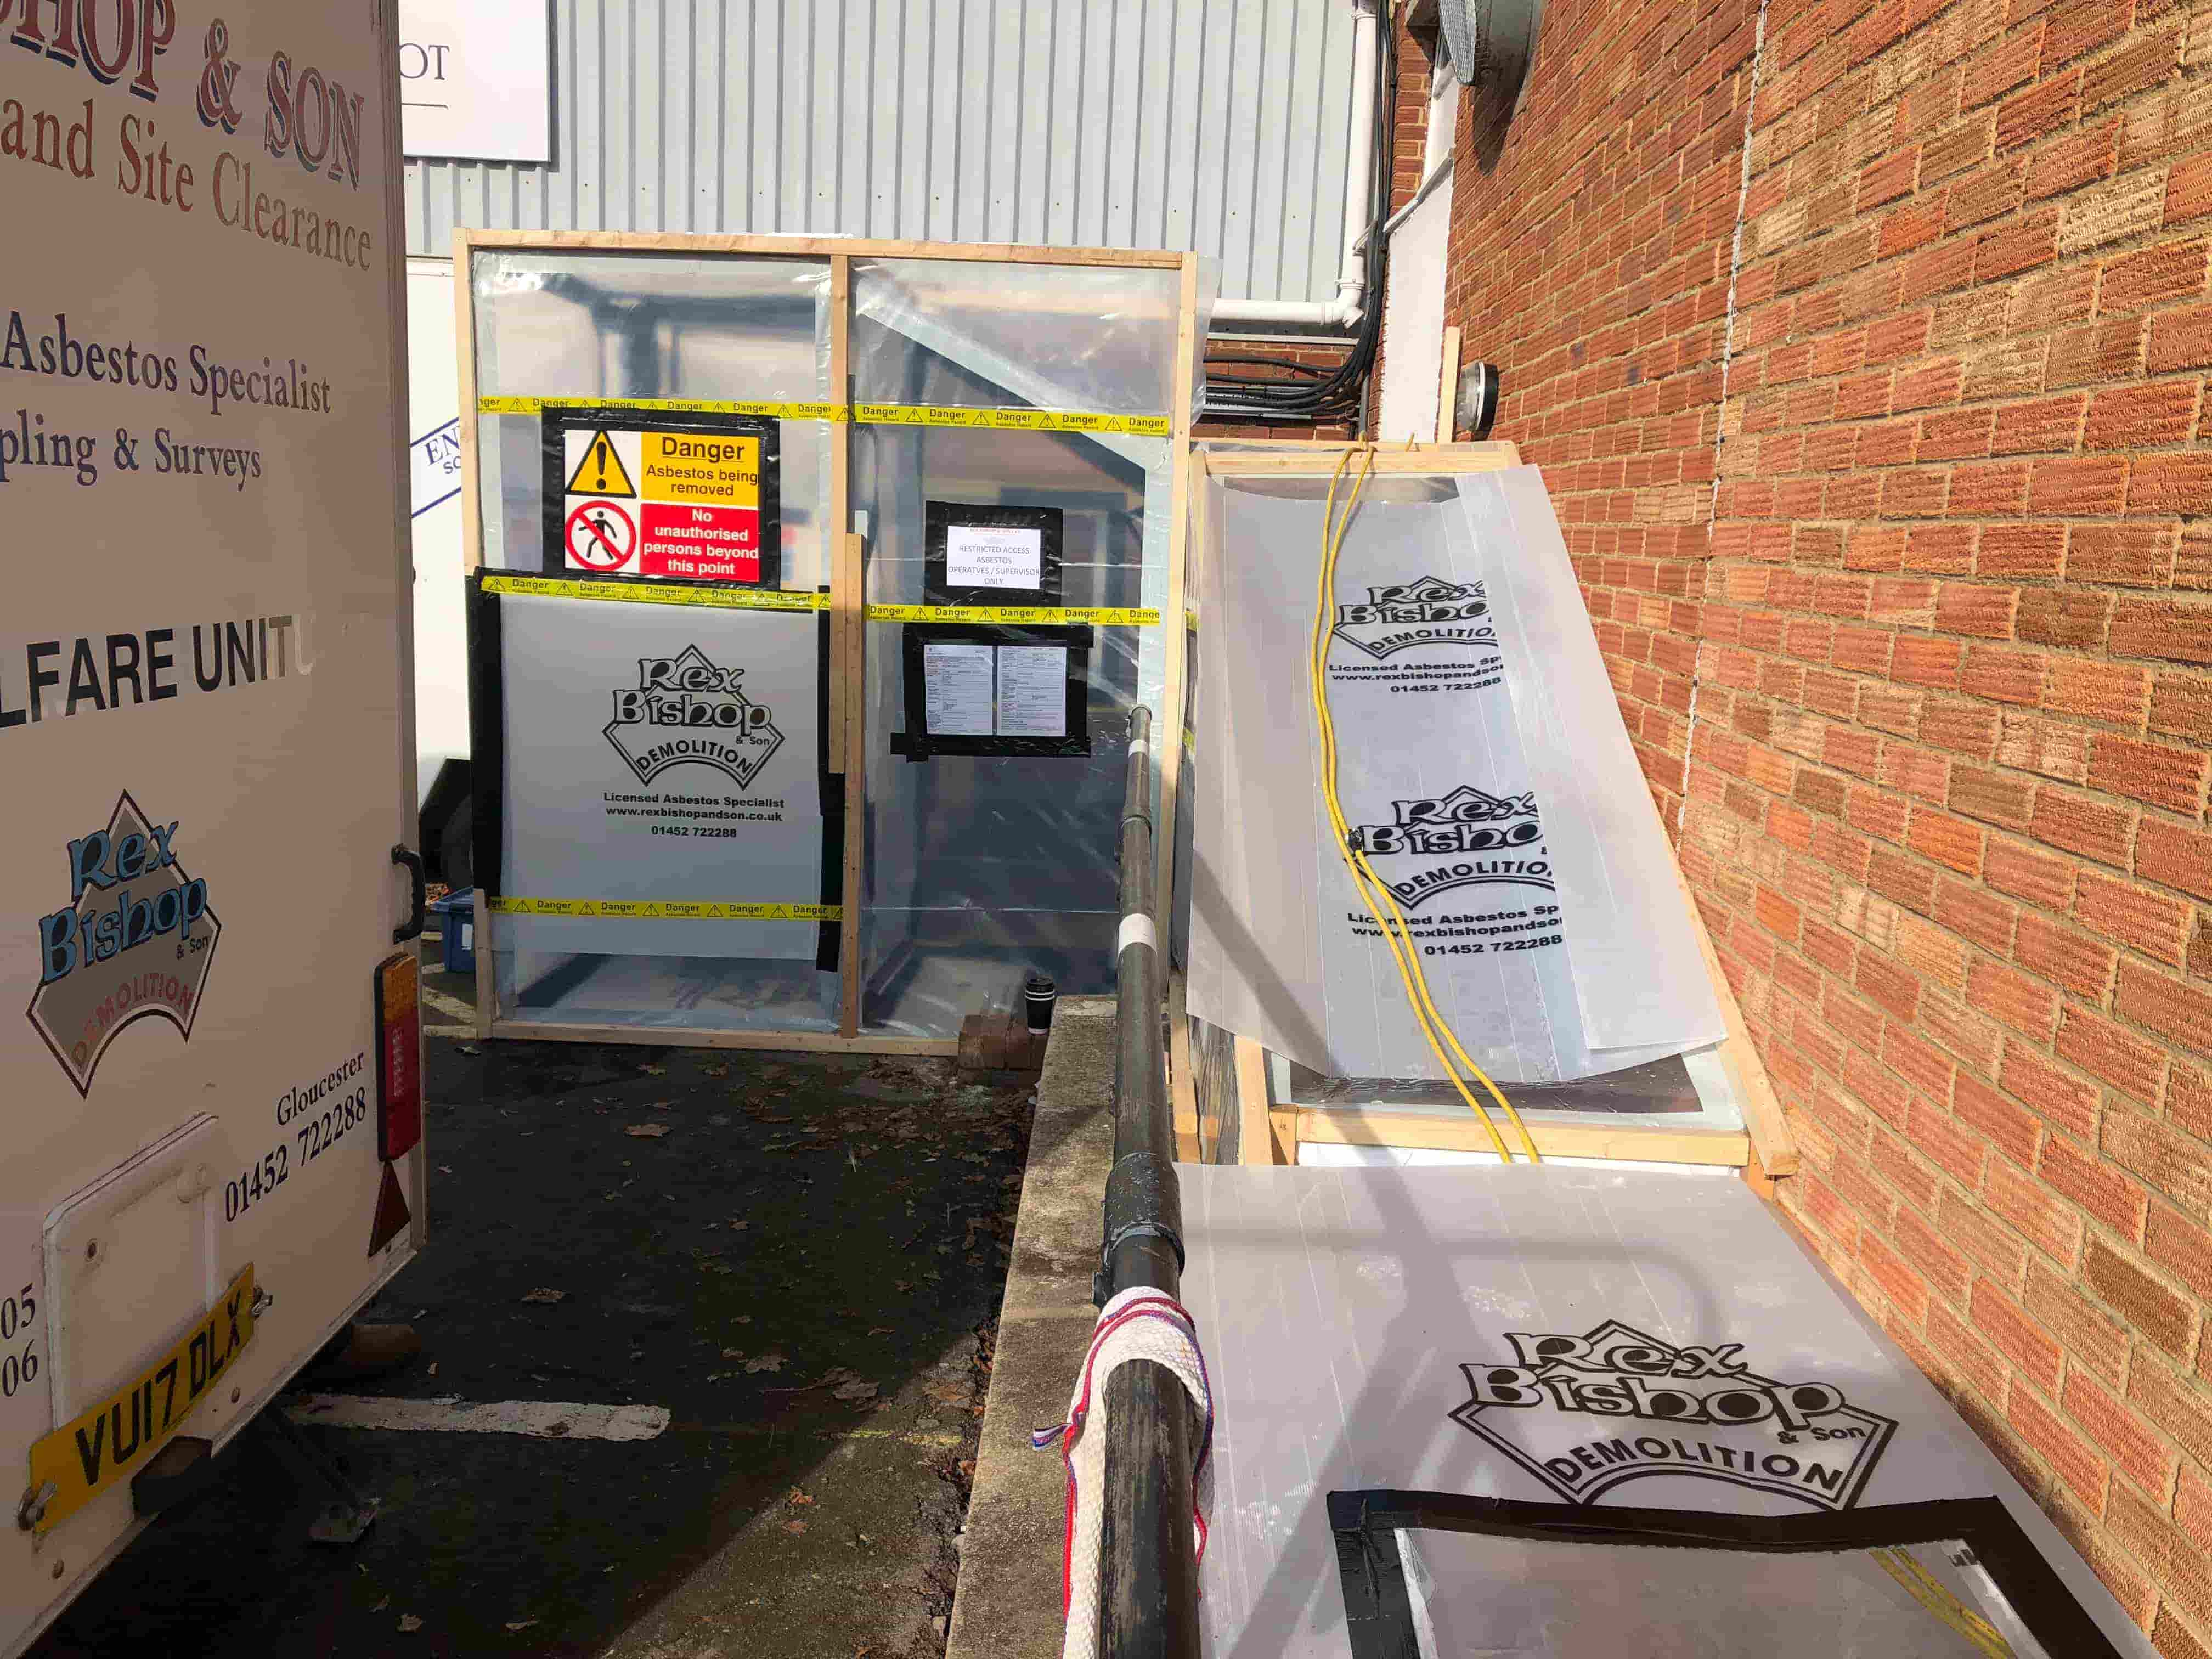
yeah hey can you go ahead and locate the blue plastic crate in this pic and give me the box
[429,888,477,975]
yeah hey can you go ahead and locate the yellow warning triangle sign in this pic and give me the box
[565,428,636,498]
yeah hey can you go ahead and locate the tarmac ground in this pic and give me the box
[29,962,1037,1659]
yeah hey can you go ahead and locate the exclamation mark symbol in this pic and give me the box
[592,436,610,492]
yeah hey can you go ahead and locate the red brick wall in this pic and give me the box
[1443,0,2212,1648]
[1444,0,1762,828]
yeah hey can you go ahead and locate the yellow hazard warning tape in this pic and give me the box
[482,574,829,612]
[476,396,1170,435]
[864,603,1158,626]
[851,403,1171,436]
[490,897,842,921]
[478,394,848,421]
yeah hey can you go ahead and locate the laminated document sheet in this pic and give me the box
[1187,468,1725,1084]
[1181,1163,2153,1658]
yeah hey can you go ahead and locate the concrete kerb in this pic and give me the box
[945,996,1118,1659]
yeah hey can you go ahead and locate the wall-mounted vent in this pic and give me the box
[1438,0,1547,172]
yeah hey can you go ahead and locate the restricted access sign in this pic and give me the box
[565,499,637,571]
[542,410,782,588]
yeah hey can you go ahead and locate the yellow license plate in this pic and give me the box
[26,1265,257,1533]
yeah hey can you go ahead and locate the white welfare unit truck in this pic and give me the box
[0,1,424,1649]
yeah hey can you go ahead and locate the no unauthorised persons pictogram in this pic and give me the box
[565,499,637,572]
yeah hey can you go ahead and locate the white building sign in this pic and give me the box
[397,0,551,162]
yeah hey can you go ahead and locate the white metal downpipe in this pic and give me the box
[1209,0,1380,331]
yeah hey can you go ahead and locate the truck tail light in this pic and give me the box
[375,952,422,1161]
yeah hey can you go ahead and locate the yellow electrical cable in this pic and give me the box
[1871,1547,2015,1658]
[1308,449,1526,1161]
[1307,445,1541,1164]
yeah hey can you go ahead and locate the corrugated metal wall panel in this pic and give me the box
[403,0,1361,303]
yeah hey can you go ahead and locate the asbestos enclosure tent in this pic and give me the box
[454,235,1210,1051]
[1181,1161,2154,1658]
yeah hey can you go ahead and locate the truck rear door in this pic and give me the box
[0,3,419,1646]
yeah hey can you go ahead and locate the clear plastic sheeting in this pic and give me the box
[1459,469,1723,1054]
[1186,469,1724,1085]
[1180,1162,2155,1658]
[468,249,835,590]
[851,258,1183,418]
[492,950,837,1034]
[851,260,1175,1039]
[1287,1042,1747,1138]
[1390,1531,2050,1658]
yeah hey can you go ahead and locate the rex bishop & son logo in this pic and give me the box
[29,792,221,1096]
[1451,1320,1898,1512]
[603,644,785,789]
[1331,574,1496,659]
[1344,783,1550,910]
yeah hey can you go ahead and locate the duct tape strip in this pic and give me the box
[478,397,1170,435]
[852,403,1171,437]
[1115,913,1157,956]
[864,603,1159,626]
[489,898,843,921]
[479,394,848,421]
[482,575,830,612]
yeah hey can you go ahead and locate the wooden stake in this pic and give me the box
[1155,255,1201,946]
[1233,1035,1272,1167]
[1435,325,1463,443]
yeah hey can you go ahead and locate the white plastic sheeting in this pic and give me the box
[1459,471,1723,1055]
[1179,1162,2152,1658]
[1187,468,1724,1084]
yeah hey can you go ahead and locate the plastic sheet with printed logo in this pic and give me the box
[1186,467,1725,1088]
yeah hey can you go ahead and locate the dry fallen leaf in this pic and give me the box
[701,1063,730,1077]
[398,1614,423,1633]
[624,1124,671,1139]
[505,1620,538,1632]
[783,1519,808,1534]
[833,1378,879,1404]
[721,1346,746,1359]
[745,1351,786,1373]
[521,1288,566,1305]
[788,1488,815,1506]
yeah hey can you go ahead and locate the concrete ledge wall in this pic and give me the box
[946,998,1117,1659]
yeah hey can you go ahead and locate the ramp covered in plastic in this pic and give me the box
[1181,1162,2152,1658]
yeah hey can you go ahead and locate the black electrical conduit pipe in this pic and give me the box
[1095,706,1202,1658]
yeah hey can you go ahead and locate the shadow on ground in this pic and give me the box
[30,1023,1038,1659]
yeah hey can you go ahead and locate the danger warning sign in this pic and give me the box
[541,409,781,589]
[565,428,638,498]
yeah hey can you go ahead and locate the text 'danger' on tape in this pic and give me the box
[851,404,1171,436]
[864,603,1160,626]
[479,396,1169,436]
[482,575,830,611]
[481,395,848,421]
[489,898,843,921]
